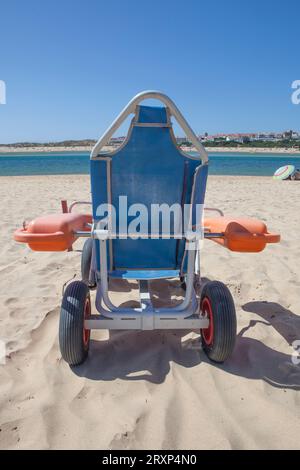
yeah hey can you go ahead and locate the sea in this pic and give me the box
[0,151,300,176]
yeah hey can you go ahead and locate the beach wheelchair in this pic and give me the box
[14,91,280,366]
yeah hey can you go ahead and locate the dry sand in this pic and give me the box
[0,175,299,449]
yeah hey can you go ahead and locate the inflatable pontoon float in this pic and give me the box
[14,91,280,366]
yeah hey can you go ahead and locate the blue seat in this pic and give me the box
[90,104,208,279]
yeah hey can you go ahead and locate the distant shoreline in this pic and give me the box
[0,145,300,155]
[183,146,300,155]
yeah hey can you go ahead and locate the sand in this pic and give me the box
[0,145,300,155]
[0,174,299,450]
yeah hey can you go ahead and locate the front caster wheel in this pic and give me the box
[59,281,91,366]
[200,281,236,363]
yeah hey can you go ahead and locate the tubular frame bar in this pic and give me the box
[69,201,92,212]
[91,90,208,163]
[86,274,209,331]
[204,207,224,217]
[74,231,225,239]
[96,237,198,315]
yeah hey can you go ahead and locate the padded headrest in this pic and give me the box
[135,105,169,124]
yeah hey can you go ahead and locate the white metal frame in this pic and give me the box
[80,91,213,330]
[84,235,209,331]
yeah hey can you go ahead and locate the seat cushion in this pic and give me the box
[109,269,180,280]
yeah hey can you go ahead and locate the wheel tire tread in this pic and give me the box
[201,281,236,363]
[81,238,95,286]
[59,280,90,366]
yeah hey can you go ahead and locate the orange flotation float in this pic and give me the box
[14,212,280,253]
[204,217,280,252]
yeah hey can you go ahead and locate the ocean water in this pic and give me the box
[0,151,300,176]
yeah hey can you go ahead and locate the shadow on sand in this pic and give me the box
[73,294,300,390]
[242,301,300,346]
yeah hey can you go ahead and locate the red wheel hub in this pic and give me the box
[83,297,91,347]
[201,297,214,346]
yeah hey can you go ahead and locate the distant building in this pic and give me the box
[110,130,300,147]
[109,136,126,146]
[176,137,190,144]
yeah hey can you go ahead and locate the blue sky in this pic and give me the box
[0,0,299,143]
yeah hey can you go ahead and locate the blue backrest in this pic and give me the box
[90,105,207,271]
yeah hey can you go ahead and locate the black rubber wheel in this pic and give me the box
[200,281,236,363]
[59,281,91,366]
[81,238,96,287]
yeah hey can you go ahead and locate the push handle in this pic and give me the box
[91,90,208,163]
